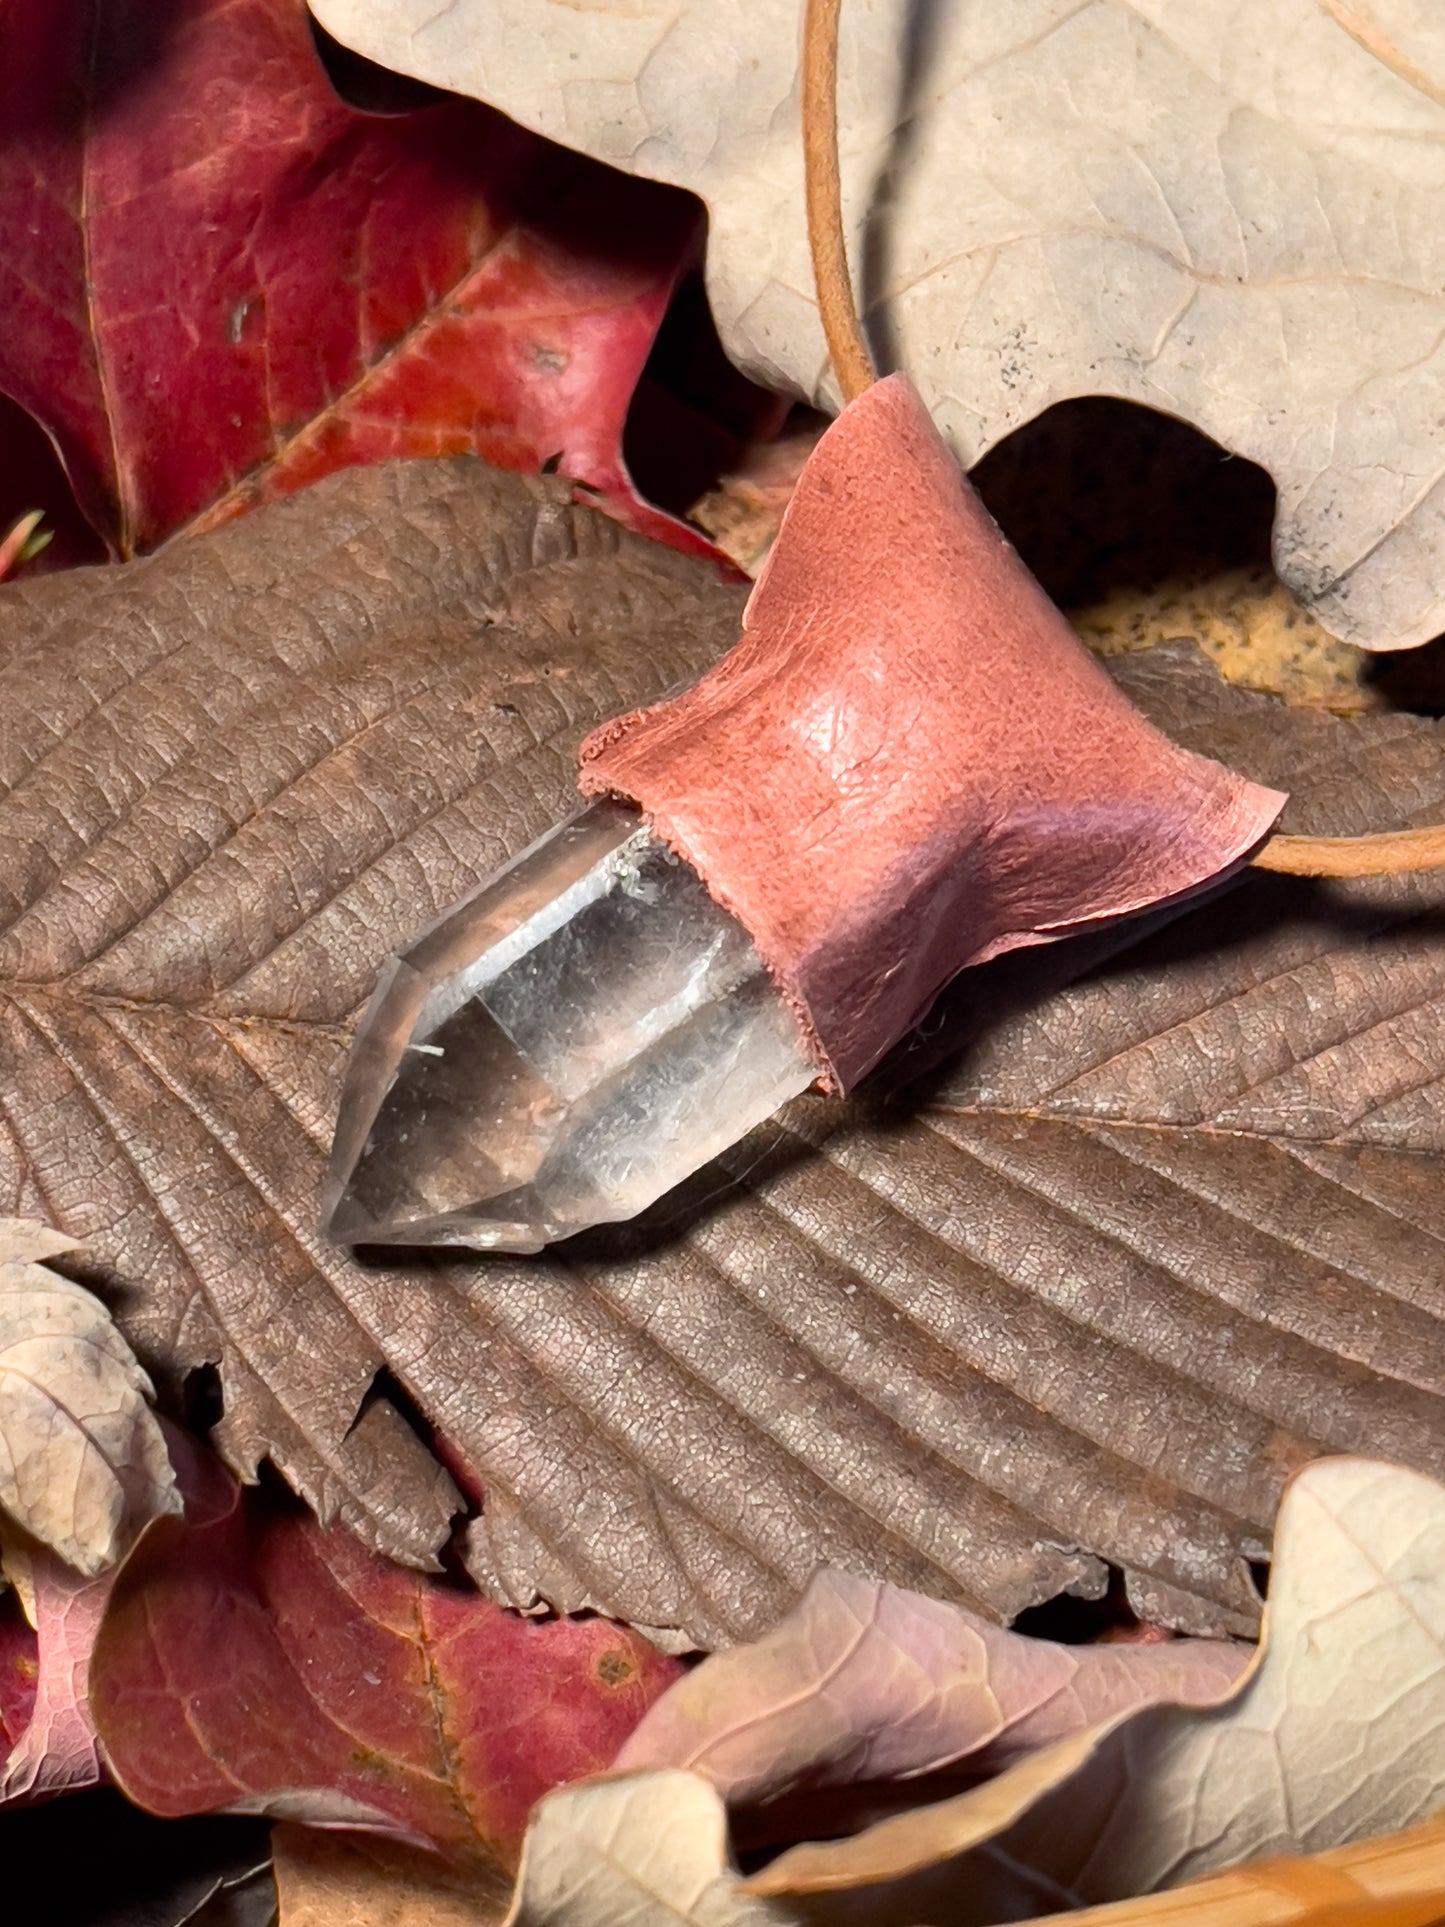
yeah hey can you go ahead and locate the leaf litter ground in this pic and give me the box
[1,453,1441,1654]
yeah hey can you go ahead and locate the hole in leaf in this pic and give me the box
[1010,1563,1154,1645]
[970,395,1445,714]
[350,1366,444,1463]
[1360,637,1445,716]
[181,1361,225,1438]
[622,268,788,520]
[970,397,1277,610]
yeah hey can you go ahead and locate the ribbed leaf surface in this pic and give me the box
[1,461,1440,1642]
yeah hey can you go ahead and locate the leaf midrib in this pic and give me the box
[4,978,1439,1158]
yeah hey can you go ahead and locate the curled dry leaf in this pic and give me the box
[505,1771,786,1927]
[312,0,1445,651]
[0,512,47,584]
[513,1796,1445,1927]
[0,456,1443,1642]
[0,1591,34,1753]
[750,1459,1445,1919]
[506,1459,1445,1927]
[614,1567,1248,1805]
[0,0,713,559]
[0,1219,179,1575]
[90,1425,680,1860]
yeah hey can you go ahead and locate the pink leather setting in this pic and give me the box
[580,374,1286,1092]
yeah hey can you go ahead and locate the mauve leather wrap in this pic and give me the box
[579,375,1286,1092]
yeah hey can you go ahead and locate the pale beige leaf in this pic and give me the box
[0,1218,180,1575]
[0,1220,81,1267]
[311,0,1445,651]
[273,1824,508,1927]
[750,1458,1445,1918]
[505,1739,1103,1927]
[614,1567,1248,1803]
[505,1772,789,1927]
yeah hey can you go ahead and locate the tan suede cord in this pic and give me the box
[1251,826,1445,876]
[803,0,875,403]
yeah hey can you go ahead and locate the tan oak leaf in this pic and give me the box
[0,1220,178,1576]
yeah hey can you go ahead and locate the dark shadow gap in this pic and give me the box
[1010,1563,1144,1645]
[970,395,1278,610]
[0,1791,272,1927]
[308,16,452,114]
[181,1360,225,1438]
[622,267,789,521]
[0,394,108,577]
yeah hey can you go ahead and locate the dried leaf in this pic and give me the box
[690,425,825,577]
[505,1772,784,1927]
[90,1423,679,1858]
[0,1545,109,1804]
[314,0,1445,651]
[0,455,741,1572]
[749,1459,1445,1918]
[0,0,707,558]
[272,1825,508,1927]
[0,1219,179,1574]
[0,512,48,584]
[0,1588,35,1752]
[2,455,1443,1642]
[1076,569,1382,717]
[614,1567,1248,1804]
[509,1787,1445,1927]
[506,1460,1445,1927]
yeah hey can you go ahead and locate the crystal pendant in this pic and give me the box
[321,800,816,1252]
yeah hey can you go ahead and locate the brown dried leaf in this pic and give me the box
[0,460,1442,1638]
[0,457,741,1573]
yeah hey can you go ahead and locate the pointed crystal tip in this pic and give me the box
[321,800,814,1253]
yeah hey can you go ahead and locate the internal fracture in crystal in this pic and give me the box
[321,800,815,1251]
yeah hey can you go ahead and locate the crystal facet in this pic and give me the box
[321,800,816,1251]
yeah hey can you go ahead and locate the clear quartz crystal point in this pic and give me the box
[321,799,816,1252]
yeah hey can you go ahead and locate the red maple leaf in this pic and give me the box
[0,0,760,562]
